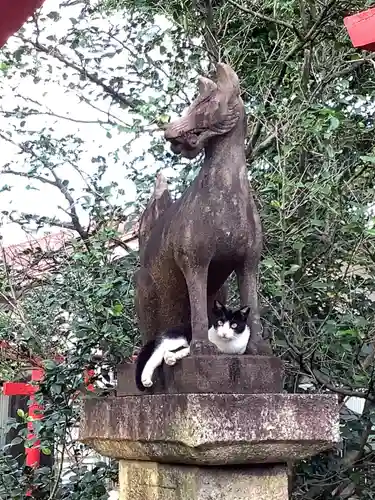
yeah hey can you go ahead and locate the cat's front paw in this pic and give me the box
[164,351,177,366]
[141,377,153,388]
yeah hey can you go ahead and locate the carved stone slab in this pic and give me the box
[79,393,340,465]
[117,355,284,396]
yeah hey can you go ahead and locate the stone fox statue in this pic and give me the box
[135,172,228,344]
[138,172,172,264]
[135,63,270,354]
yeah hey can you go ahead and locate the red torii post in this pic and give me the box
[344,6,375,52]
[3,368,44,471]
[3,365,49,497]
[1,343,95,497]
[0,0,47,48]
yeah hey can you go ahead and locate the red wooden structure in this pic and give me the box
[0,0,46,48]
[2,357,95,497]
[344,6,375,52]
[3,367,45,496]
[3,367,44,480]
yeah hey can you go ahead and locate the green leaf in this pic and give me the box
[319,185,331,195]
[51,384,63,395]
[335,328,357,337]
[47,11,61,21]
[157,114,170,124]
[360,155,375,164]
[284,264,300,276]
[11,437,23,446]
[311,281,328,289]
[262,258,275,268]
[111,303,123,316]
[134,58,145,71]
[329,115,340,131]
[44,359,57,370]
[16,409,25,419]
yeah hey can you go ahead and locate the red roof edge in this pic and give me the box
[0,0,46,48]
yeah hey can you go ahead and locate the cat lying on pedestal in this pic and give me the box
[135,300,250,391]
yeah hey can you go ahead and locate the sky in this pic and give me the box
[0,0,182,245]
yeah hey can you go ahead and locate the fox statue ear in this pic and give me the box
[198,76,217,95]
[239,306,250,319]
[213,300,225,313]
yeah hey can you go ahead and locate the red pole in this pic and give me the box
[2,359,95,496]
[2,377,40,497]
[26,367,44,468]
[25,367,44,496]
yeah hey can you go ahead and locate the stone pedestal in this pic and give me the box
[119,461,288,500]
[79,356,340,499]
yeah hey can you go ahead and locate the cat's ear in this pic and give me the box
[239,306,250,319]
[213,300,225,313]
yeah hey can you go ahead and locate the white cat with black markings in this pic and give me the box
[135,324,192,391]
[208,300,250,354]
[135,300,250,391]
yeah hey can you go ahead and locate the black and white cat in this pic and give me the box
[135,300,250,391]
[208,300,250,354]
[135,324,192,391]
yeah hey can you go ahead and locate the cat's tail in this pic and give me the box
[135,339,157,391]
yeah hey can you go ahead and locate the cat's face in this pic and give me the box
[212,301,250,341]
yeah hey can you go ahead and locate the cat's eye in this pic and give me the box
[231,323,237,328]
[218,320,223,326]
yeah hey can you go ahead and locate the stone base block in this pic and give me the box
[80,393,339,465]
[119,460,288,500]
[117,355,284,395]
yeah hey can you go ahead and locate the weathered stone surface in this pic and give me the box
[80,393,340,465]
[117,355,284,395]
[135,63,267,355]
[119,460,288,500]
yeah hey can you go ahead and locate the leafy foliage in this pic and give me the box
[0,227,136,498]
[1,0,375,498]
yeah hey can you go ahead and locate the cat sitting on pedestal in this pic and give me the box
[135,300,250,391]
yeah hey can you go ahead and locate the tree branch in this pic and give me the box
[0,108,119,127]
[311,54,375,101]
[281,326,375,401]
[77,93,131,126]
[50,169,89,240]
[5,210,76,231]
[308,350,375,402]
[19,37,139,111]
[247,0,338,157]
[0,126,90,239]
[247,131,276,159]
[1,167,57,188]
[226,0,302,38]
